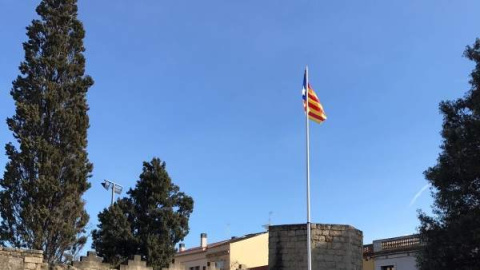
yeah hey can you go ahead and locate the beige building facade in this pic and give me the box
[363,234,421,270]
[165,232,268,270]
[363,244,374,270]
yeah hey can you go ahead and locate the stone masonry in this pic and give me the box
[119,255,153,270]
[0,247,152,270]
[268,224,363,270]
[0,247,47,270]
[72,251,114,270]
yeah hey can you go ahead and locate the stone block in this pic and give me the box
[25,256,43,264]
[25,262,37,269]
[119,255,153,270]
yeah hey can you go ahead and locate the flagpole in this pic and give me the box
[305,66,312,270]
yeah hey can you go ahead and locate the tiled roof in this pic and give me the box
[248,266,268,270]
[177,240,230,256]
[176,232,266,256]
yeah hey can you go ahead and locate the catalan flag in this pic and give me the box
[302,70,327,123]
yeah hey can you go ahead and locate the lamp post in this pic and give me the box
[101,179,123,206]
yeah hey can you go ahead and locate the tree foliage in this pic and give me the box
[92,158,194,270]
[0,0,93,263]
[418,39,480,270]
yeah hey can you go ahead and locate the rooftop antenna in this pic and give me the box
[262,211,273,231]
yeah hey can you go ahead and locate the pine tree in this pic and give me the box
[0,0,93,264]
[92,158,194,270]
[418,39,480,270]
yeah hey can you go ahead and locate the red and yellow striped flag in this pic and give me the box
[302,71,327,123]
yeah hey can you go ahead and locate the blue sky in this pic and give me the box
[0,0,479,252]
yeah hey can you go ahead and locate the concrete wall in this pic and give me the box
[374,252,418,270]
[268,224,363,270]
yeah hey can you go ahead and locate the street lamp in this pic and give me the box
[101,179,123,206]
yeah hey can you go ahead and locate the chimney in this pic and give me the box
[201,233,207,249]
[179,243,186,252]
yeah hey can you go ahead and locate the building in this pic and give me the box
[165,232,268,270]
[363,234,422,270]
[363,244,374,270]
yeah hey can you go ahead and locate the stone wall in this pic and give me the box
[72,251,115,270]
[268,223,363,270]
[119,255,153,270]
[0,247,47,270]
[0,248,152,270]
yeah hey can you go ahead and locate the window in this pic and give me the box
[195,267,200,270]
[215,261,225,270]
[381,266,395,270]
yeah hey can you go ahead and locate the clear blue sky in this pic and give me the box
[1,0,479,252]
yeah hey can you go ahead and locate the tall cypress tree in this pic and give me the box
[0,0,93,263]
[418,39,480,270]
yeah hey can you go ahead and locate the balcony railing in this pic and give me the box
[363,244,373,254]
[363,244,374,259]
[373,234,421,253]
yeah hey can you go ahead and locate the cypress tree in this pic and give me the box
[0,0,93,263]
[417,39,480,270]
[92,158,194,270]
[92,199,137,267]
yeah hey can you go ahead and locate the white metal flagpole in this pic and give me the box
[305,66,312,270]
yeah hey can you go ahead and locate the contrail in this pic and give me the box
[409,184,430,207]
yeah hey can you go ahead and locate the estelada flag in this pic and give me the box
[302,70,327,123]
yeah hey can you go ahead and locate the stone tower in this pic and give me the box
[268,223,363,270]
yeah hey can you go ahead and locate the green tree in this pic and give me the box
[418,39,480,270]
[92,158,194,270]
[92,199,137,267]
[0,0,93,264]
